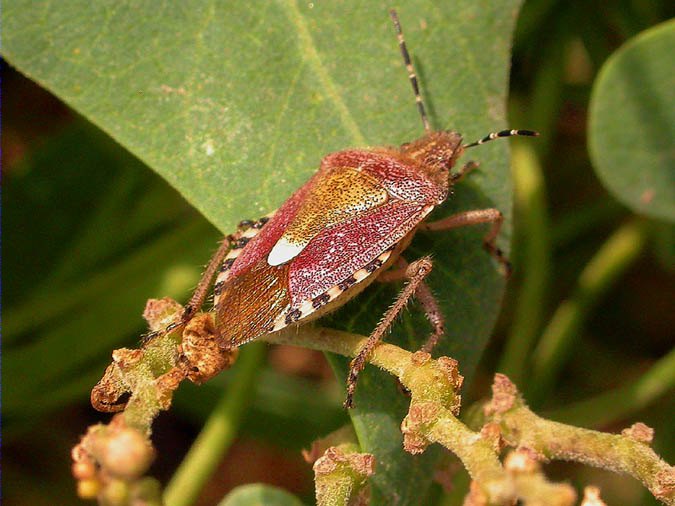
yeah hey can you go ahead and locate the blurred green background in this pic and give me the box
[3,1,674,505]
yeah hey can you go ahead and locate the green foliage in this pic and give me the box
[3,124,219,431]
[3,0,518,233]
[589,20,675,221]
[3,0,674,505]
[4,2,521,504]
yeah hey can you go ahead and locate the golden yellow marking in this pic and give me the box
[268,169,388,267]
[290,168,387,240]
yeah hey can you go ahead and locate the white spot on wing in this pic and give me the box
[203,139,215,156]
[268,237,304,266]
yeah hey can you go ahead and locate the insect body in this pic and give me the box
[164,11,536,408]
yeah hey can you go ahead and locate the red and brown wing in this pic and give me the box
[287,198,429,304]
[214,148,442,346]
[215,261,290,346]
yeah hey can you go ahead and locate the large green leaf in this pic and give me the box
[4,1,522,503]
[589,20,675,222]
[3,1,517,232]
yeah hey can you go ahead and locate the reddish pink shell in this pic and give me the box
[214,148,447,345]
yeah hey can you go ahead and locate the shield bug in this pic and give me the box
[148,10,537,409]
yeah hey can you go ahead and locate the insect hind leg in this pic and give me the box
[345,256,434,408]
[377,257,445,353]
[140,236,234,346]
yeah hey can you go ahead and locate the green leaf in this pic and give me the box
[589,20,675,222]
[3,1,517,234]
[218,484,305,506]
[3,1,523,503]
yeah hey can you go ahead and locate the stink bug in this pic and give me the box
[148,10,536,409]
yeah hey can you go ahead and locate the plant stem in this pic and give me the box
[163,342,266,506]
[551,199,624,249]
[528,219,648,405]
[489,375,674,505]
[545,346,675,427]
[499,142,550,384]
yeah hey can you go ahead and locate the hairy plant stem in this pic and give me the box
[265,327,674,505]
[79,311,673,506]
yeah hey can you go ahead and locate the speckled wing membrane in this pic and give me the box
[267,168,389,266]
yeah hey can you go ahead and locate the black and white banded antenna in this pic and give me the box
[464,129,539,149]
[390,9,431,134]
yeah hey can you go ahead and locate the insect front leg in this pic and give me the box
[378,257,445,353]
[450,160,480,184]
[422,209,511,276]
[345,256,434,408]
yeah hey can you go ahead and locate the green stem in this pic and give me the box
[545,346,675,427]
[163,342,266,506]
[551,199,624,249]
[498,142,551,384]
[527,10,569,157]
[528,219,648,405]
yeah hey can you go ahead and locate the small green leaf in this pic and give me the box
[218,484,305,506]
[589,20,675,222]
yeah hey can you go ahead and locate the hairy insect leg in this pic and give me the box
[181,236,234,322]
[422,209,511,276]
[378,257,445,353]
[141,235,234,346]
[344,256,434,408]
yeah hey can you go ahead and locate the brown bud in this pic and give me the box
[437,356,463,391]
[621,422,654,445]
[484,373,518,416]
[91,363,130,413]
[180,313,238,384]
[143,297,182,331]
[653,468,675,500]
[401,403,438,455]
[411,350,431,366]
[99,428,154,479]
